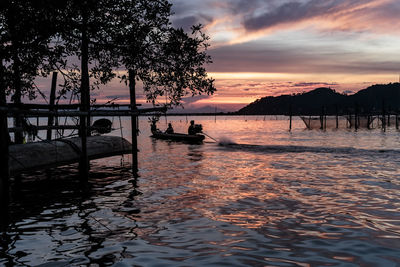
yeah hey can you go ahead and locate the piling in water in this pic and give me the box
[129,70,138,174]
[46,72,57,140]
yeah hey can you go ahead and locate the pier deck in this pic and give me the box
[9,136,132,175]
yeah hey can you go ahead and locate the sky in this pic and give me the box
[36,0,400,112]
[167,0,400,111]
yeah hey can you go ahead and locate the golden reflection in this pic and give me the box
[130,117,400,244]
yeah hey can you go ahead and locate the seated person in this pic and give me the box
[188,120,196,135]
[165,123,174,134]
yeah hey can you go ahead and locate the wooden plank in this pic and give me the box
[0,106,167,117]
[6,103,141,110]
[9,136,132,175]
[9,125,79,133]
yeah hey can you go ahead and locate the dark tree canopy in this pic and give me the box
[1,0,216,107]
[0,0,62,100]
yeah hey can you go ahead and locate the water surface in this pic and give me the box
[1,116,400,266]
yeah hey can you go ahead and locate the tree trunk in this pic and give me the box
[12,54,24,144]
[79,6,90,182]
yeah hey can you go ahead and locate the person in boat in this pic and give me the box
[188,120,196,135]
[151,120,160,134]
[165,123,174,134]
[188,120,202,135]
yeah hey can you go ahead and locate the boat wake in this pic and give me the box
[217,142,400,157]
[217,136,237,146]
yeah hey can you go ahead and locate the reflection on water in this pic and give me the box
[1,116,400,266]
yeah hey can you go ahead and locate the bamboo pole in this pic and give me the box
[47,72,57,140]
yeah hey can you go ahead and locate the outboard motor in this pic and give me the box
[193,124,203,134]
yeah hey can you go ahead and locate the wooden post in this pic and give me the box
[396,113,399,130]
[348,109,352,129]
[129,69,138,175]
[335,105,339,129]
[320,106,324,130]
[382,100,386,131]
[289,104,292,131]
[354,103,358,131]
[78,9,90,183]
[0,63,10,208]
[12,49,24,145]
[46,72,57,140]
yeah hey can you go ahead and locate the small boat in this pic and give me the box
[151,132,205,143]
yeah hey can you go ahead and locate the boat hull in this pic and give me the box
[151,132,205,143]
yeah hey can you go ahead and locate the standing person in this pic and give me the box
[165,123,174,134]
[151,120,159,134]
[188,120,196,135]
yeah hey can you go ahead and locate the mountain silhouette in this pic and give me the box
[237,83,400,115]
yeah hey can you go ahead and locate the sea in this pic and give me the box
[1,115,400,266]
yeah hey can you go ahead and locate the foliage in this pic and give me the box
[0,0,216,107]
[0,0,64,101]
[118,0,215,106]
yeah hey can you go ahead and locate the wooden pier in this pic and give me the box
[0,71,166,206]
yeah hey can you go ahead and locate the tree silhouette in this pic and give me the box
[0,0,63,143]
[117,1,215,107]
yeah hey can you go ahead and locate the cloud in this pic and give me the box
[181,94,211,105]
[172,14,214,31]
[293,82,338,87]
[105,94,130,100]
[208,39,400,74]
[242,0,388,32]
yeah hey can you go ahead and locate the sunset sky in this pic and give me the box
[37,0,400,112]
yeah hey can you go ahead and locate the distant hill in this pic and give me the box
[237,83,400,115]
